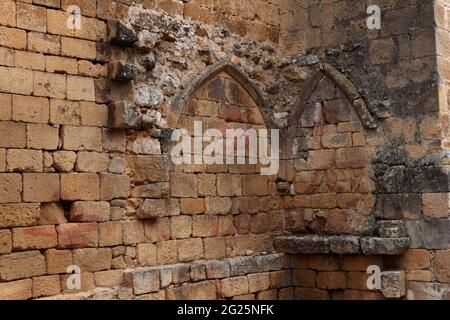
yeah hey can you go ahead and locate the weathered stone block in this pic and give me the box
[136,243,157,267]
[330,236,361,254]
[205,197,232,215]
[0,279,32,300]
[12,226,57,251]
[62,125,102,151]
[124,269,160,295]
[242,175,269,196]
[23,173,60,203]
[6,149,43,173]
[127,155,169,183]
[44,249,73,275]
[220,276,249,298]
[144,218,171,243]
[180,198,205,215]
[137,199,180,219]
[171,216,192,239]
[131,182,170,198]
[61,173,100,201]
[407,219,450,249]
[108,21,138,46]
[122,221,145,245]
[376,194,422,220]
[0,230,12,254]
[109,101,141,129]
[157,240,177,264]
[275,235,330,254]
[75,152,108,173]
[0,251,46,281]
[94,270,124,288]
[204,237,227,260]
[40,203,67,226]
[73,248,112,272]
[170,173,198,198]
[99,222,122,247]
[178,238,204,262]
[100,173,130,200]
[381,271,406,299]
[205,260,230,279]
[422,193,449,218]
[229,256,259,276]
[248,273,270,293]
[53,151,77,173]
[397,249,431,270]
[172,264,190,284]
[316,271,347,290]
[0,173,22,203]
[56,223,99,249]
[32,275,61,298]
[109,60,138,81]
[377,220,408,238]
[0,203,40,228]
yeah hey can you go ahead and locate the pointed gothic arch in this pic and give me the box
[168,61,271,128]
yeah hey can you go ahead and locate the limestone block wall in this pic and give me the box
[0,0,298,300]
[276,0,450,300]
[1,0,450,301]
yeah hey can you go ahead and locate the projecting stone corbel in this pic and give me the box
[107,20,138,47]
[109,60,139,81]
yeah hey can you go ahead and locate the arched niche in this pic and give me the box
[168,61,272,129]
[165,61,283,256]
[285,63,378,236]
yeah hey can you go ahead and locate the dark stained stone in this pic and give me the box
[375,194,422,220]
[360,237,410,255]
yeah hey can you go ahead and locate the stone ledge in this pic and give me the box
[123,253,286,296]
[38,288,118,300]
[275,235,410,255]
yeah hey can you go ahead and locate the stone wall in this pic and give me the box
[1,0,450,300]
